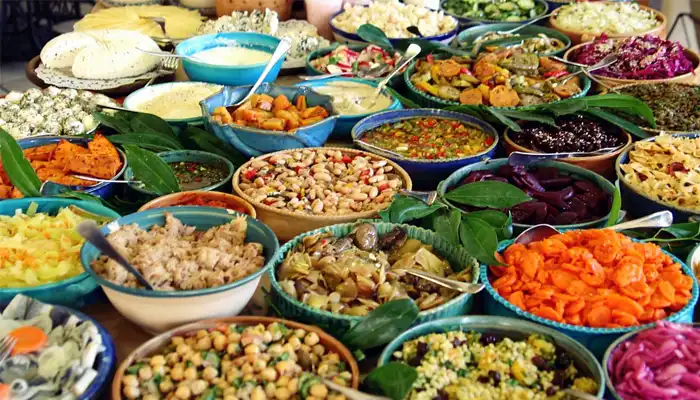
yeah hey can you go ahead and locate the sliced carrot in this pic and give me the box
[525,297,544,309]
[586,305,612,327]
[612,310,639,326]
[533,306,563,322]
[567,280,596,297]
[606,295,644,318]
[551,270,577,290]
[8,325,48,355]
[565,299,586,316]
[552,292,578,302]
[658,281,676,302]
[493,273,516,289]
[0,383,9,400]
[567,314,582,326]
[509,291,526,310]
[532,287,555,300]
[649,291,672,308]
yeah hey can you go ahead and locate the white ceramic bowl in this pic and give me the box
[79,207,280,333]
[122,81,222,125]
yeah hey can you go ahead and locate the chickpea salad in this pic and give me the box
[121,322,352,400]
[392,331,598,400]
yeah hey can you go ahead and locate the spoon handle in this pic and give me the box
[608,211,673,232]
[236,37,292,106]
[322,379,391,400]
[298,73,348,81]
[375,44,421,95]
[77,221,154,290]
[504,12,554,34]
[400,190,437,206]
[403,269,485,294]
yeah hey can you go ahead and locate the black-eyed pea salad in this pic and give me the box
[121,322,352,400]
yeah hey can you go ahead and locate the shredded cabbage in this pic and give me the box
[555,2,660,35]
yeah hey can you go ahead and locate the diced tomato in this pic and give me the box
[544,70,568,78]
[451,121,461,128]
[410,135,419,142]
[360,169,371,177]
[378,183,390,191]
[437,151,446,158]
[344,48,359,57]
[425,119,437,127]
[460,67,471,75]
[243,169,257,181]
[485,136,495,146]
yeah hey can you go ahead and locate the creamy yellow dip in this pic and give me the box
[193,46,272,66]
[135,84,222,119]
[312,81,393,116]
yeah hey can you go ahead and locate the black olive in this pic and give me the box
[488,371,501,386]
[434,390,448,400]
[552,370,566,387]
[555,351,572,369]
[546,386,558,396]
[563,378,573,389]
[417,342,429,357]
[478,376,490,384]
[480,334,498,346]
[531,355,549,370]
[408,356,422,367]
[452,339,463,347]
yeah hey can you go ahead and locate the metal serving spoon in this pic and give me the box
[231,37,292,107]
[508,145,625,166]
[473,12,555,43]
[514,211,674,246]
[70,175,140,185]
[562,389,600,400]
[137,48,209,63]
[400,190,438,206]
[322,379,390,400]
[77,220,154,290]
[400,268,485,294]
[299,63,390,81]
[362,43,421,109]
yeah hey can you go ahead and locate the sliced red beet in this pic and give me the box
[555,212,579,225]
[540,177,574,189]
[574,180,599,192]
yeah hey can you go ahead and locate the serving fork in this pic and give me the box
[145,53,179,87]
[0,336,17,364]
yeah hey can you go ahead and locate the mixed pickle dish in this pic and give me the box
[552,2,661,36]
[616,83,700,132]
[410,50,582,106]
[310,45,403,78]
[277,223,473,316]
[471,32,567,55]
[442,0,546,22]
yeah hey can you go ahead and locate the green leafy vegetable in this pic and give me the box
[431,208,462,245]
[357,24,393,50]
[364,362,418,400]
[123,145,179,195]
[0,128,42,197]
[460,215,502,266]
[341,299,419,350]
[582,108,651,139]
[605,181,621,228]
[468,210,512,240]
[378,196,446,223]
[93,112,133,134]
[107,133,183,152]
[444,181,531,209]
[129,113,176,138]
[182,126,248,166]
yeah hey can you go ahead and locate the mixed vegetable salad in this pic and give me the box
[442,0,546,22]
[310,45,403,78]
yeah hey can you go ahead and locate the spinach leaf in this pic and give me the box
[605,181,621,228]
[341,299,419,350]
[93,112,133,134]
[378,195,446,223]
[123,145,179,195]
[107,133,183,152]
[460,215,502,266]
[444,181,531,209]
[468,210,512,240]
[483,107,522,131]
[0,128,41,197]
[182,126,248,166]
[129,113,176,138]
[357,24,393,50]
[431,208,462,245]
[364,362,418,400]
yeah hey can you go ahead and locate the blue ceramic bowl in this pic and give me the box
[268,222,480,339]
[329,9,459,46]
[201,83,339,158]
[453,23,571,57]
[80,207,280,333]
[0,298,117,400]
[481,239,699,359]
[123,82,223,126]
[616,133,700,221]
[377,315,605,399]
[437,158,616,232]
[440,0,549,27]
[352,108,498,189]
[18,136,127,200]
[0,198,120,306]
[295,78,402,140]
[124,150,235,197]
[176,32,283,86]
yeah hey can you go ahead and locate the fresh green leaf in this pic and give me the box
[107,133,183,151]
[468,210,512,240]
[578,95,656,127]
[93,112,133,134]
[432,208,462,245]
[123,145,179,195]
[357,24,393,50]
[341,299,419,350]
[129,112,176,138]
[395,38,468,57]
[0,128,41,197]
[385,87,420,109]
[658,222,700,240]
[497,109,556,127]
[364,362,418,400]
[378,195,446,223]
[460,215,502,266]
[582,108,651,139]
[57,190,106,204]
[182,126,248,166]
[483,107,521,131]
[445,181,531,209]
[605,181,621,228]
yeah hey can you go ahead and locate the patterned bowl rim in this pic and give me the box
[440,0,550,24]
[231,147,413,221]
[176,32,282,70]
[268,221,481,323]
[481,238,700,334]
[615,132,700,216]
[351,108,499,164]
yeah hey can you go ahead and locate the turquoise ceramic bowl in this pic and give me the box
[481,240,699,359]
[124,150,234,197]
[686,243,700,321]
[440,0,549,26]
[437,158,615,232]
[403,56,591,109]
[295,78,402,139]
[305,43,405,88]
[268,222,480,339]
[378,315,605,399]
[453,23,571,57]
[0,198,120,307]
[176,32,283,86]
[201,83,338,158]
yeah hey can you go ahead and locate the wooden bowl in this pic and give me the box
[138,190,257,217]
[232,147,413,242]
[547,2,667,44]
[564,40,700,92]
[111,316,360,400]
[503,121,632,179]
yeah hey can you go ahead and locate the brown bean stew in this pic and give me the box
[170,161,230,191]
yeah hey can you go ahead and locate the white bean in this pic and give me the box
[314,172,332,182]
[349,191,368,201]
[311,199,324,214]
[369,187,379,199]
[251,160,267,169]
[368,175,385,183]
[254,177,265,188]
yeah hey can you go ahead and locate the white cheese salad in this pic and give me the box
[332,0,457,39]
[553,2,661,35]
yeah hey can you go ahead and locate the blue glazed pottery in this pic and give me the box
[176,32,284,86]
[17,136,127,200]
[80,206,279,333]
[124,150,235,198]
[686,244,700,321]
[352,108,498,189]
[268,222,480,339]
[201,83,339,158]
[0,198,120,306]
[438,158,616,232]
[295,78,402,140]
[0,298,117,400]
[122,82,223,126]
[481,239,699,359]
[440,0,549,27]
[377,315,605,399]
[328,9,459,46]
[453,23,571,57]
[616,133,700,221]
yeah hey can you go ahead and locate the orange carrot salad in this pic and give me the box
[490,229,695,328]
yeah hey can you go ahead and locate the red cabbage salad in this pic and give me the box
[569,34,695,80]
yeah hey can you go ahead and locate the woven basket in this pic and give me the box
[216,0,294,20]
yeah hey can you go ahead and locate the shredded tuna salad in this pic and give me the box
[92,213,265,290]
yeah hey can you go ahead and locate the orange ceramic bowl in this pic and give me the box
[111,316,360,400]
[138,190,256,217]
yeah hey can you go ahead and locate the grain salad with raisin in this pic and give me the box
[121,322,352,400]
[393,331,598,400]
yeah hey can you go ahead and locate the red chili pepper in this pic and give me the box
[341,155,352,163]
[544,70,568,78]
[485,136,495,146]
[378,183,390,192]
[263,198,276,205]
[344,48,359,57]
[410,135,419,142]
[358,61,370,67]
[243,169,257,181]
[426,54,435,63]
[426,119,437,127]
[460,67,471,75]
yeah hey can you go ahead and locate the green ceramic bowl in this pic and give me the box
[453,23,571,57]
[377,315,605,399]
[268,222,480,339]
[437,158,616,232]
[403,55,591,109]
